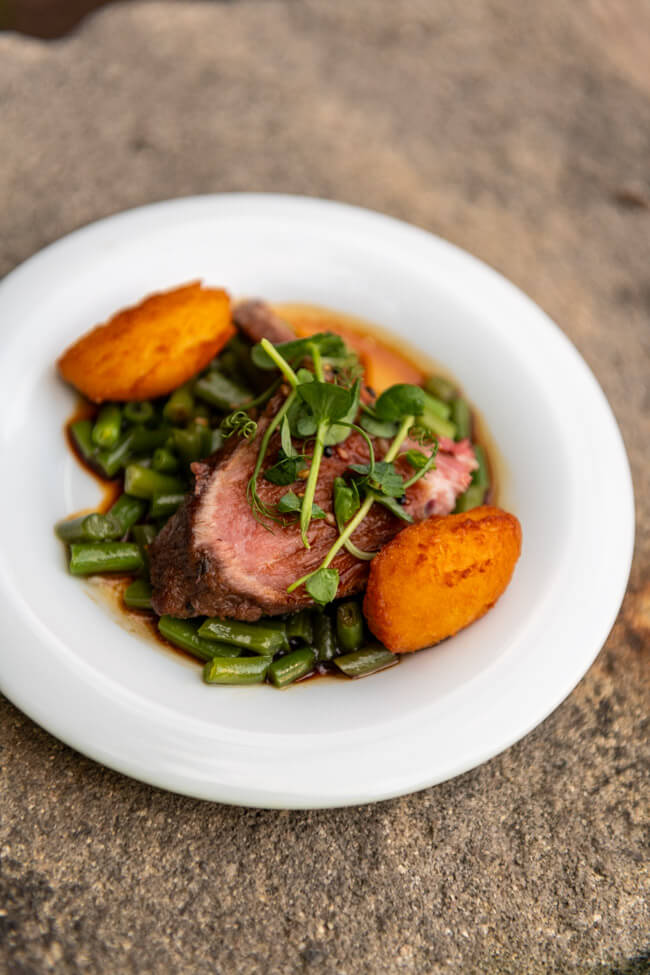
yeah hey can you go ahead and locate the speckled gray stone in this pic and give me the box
[0,3,648,973]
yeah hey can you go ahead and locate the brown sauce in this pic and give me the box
[82,575,202,667]
[64,301,503,668]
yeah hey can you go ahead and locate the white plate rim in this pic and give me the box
[0,193,635,808]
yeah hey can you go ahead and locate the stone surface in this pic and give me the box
[0,2,648,973]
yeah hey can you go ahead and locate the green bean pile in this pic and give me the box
[56,330,490,687]
[163,604,397,686]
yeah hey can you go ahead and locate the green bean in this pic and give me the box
[268,647,317,687]
[171,424,210,465]
[416,402,456,440]
[422,391,452,421]
[334,645,398,678]
[221,333,248,368]
[454,484,485,512]
[194,372,252,411]
[130,426,171,454]
[163,384,195,424]
[108,493,148,535]
[123,578,153,610]
[455,443,490,511]
[150,492,185,519]
[158,616,237,662]
[55,512,122,544]
[471,444,490,490]
[417,411,457,440]
[91,404,122,448]
[124,464,185,500]
[286,609,314,645]
[131,524,157,566]
[95,430,136,477]
[69,419,96,463]
[313,611,337,662]
[263,619,290,652]
[213,347,240,379]
[336,601,364,652]
[152,447,179,474]
[132,524,157,547]
[192,403,211,420]
[123,400,155,425]
[450,397,472,441]
[203,655,272,685]
[424,375,456,403]
[69,542,144,576]
[197,618,288,654]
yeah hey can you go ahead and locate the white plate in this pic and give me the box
[0,195,634,808]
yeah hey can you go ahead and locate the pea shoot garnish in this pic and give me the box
[242,334,439,604]
[220,410,258,441]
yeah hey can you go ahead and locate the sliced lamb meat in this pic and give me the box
[149,412,477,621]
[233,300,295,345]
[398,435,478,518]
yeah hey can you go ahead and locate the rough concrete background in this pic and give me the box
[0,2,648,973]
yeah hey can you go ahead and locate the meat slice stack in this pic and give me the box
[149,420,476,620]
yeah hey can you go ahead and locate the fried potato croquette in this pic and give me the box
[58,282,233,402]
[363,506,522,652]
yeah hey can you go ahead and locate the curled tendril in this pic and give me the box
[408,424,437,447]
[221,410,258,441]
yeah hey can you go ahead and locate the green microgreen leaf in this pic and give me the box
[285,370,325,439]
[277,491,302,514]
[295,409,317,438]
[264,450,306,486]
[333,476,360,526]
[251,333,347,370]
[349,460,405,498]
[280,415,296,457]
[403,439,439,489]
[297,381,354,425]
[305,567,340,605]
[370,492,414,524]
[277,492,327,520]
[324,379,361,445]
[374,384,425,422]
[332,477,375,560]
[359,411,399,438]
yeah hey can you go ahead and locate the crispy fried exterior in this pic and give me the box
[57,282,232,402]
[363,506,522,652]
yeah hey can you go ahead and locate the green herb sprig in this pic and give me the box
[286,411,416,602]
[247,336,439,604]
[220,410,258,441]
[246,338,358,533]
